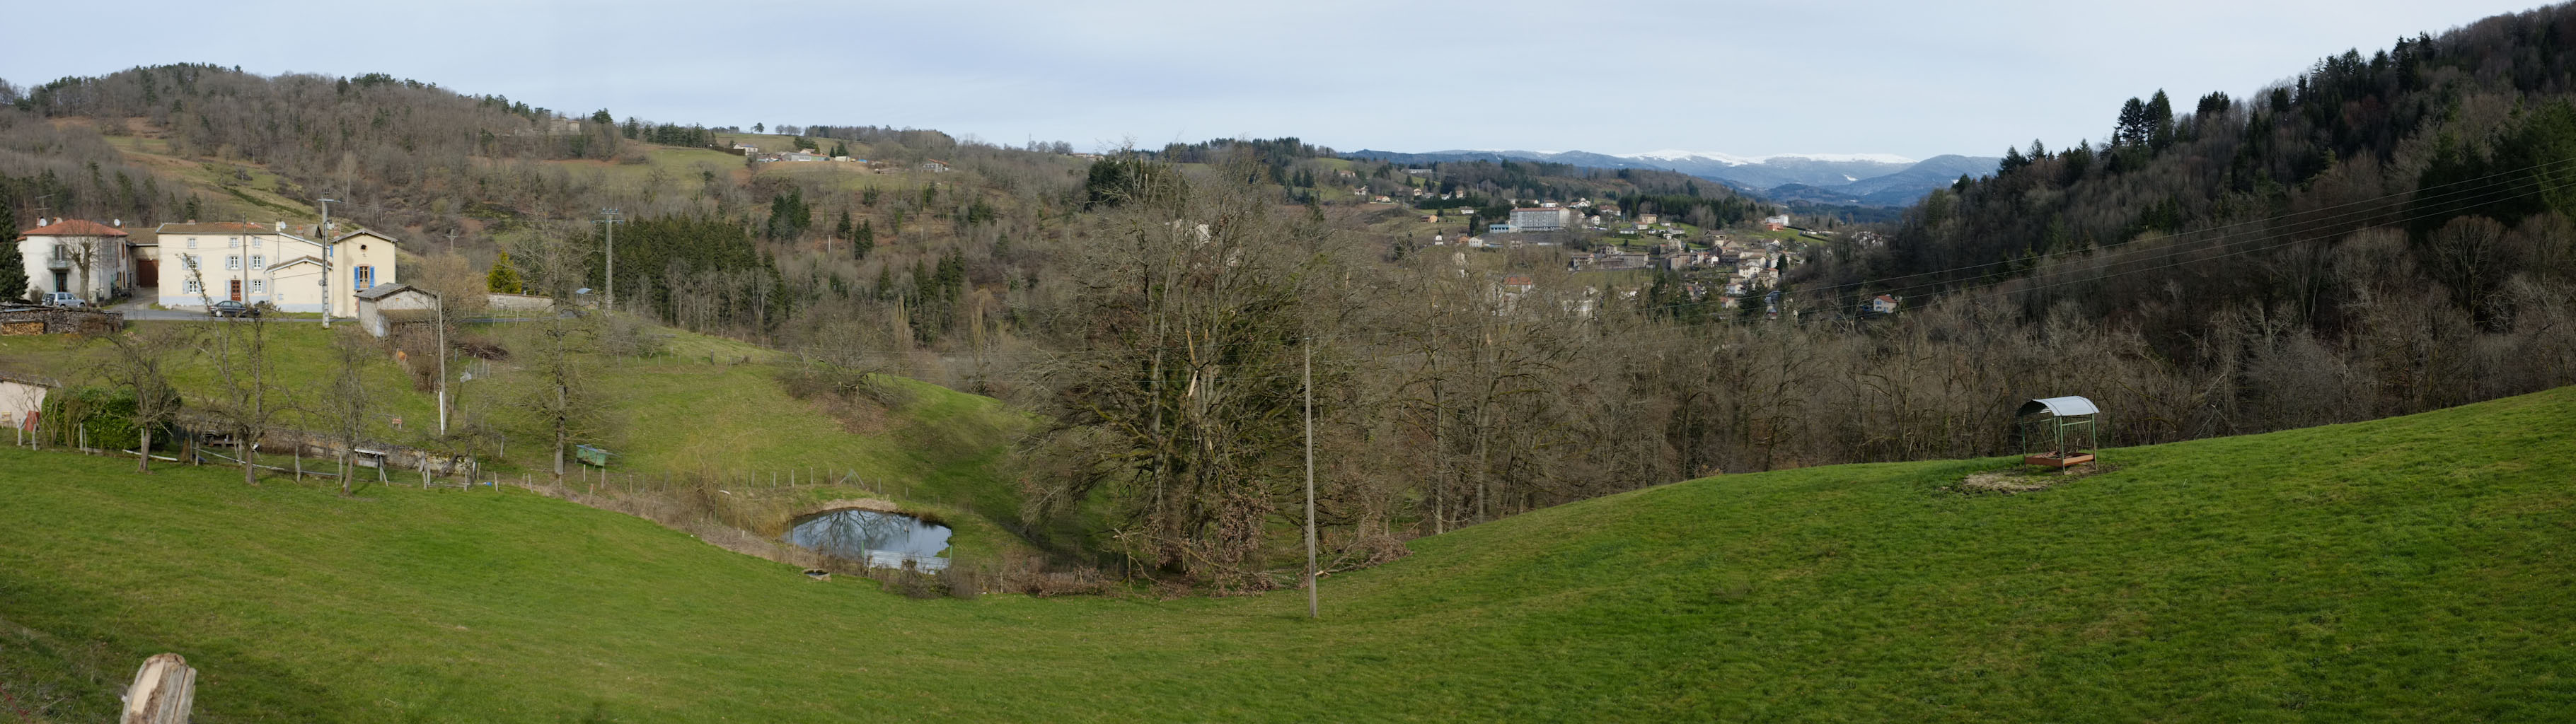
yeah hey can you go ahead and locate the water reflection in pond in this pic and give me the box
[784,509,952,571]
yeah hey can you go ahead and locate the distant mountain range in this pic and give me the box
[1342,148,2002,206]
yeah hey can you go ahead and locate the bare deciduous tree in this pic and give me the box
[98,324,192,473]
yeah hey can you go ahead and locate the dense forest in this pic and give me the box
[10,4,2576,588]
[1783,7,2576,440]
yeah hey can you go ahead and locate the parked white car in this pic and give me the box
[42,292,85,308]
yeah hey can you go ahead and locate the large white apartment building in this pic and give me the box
[1509,207,1576,232]
[154,222,400,316]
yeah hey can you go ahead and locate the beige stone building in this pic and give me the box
[155,222,398,315]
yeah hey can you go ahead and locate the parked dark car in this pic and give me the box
[209,300,262,318]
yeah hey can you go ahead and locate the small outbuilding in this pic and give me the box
[574,444,613,469]
[354,283,439,338]
[0,370,58,436]
[2016,396,2101,473]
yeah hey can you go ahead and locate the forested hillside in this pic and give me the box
[1786,6,2576,442]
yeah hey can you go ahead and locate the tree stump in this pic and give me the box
[120,653,196,724]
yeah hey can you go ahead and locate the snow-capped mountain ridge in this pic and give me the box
[1617,150,1917,165]
[1342,147,2001,206]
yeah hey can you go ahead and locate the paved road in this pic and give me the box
[111,288,328,322]
[107,288,563,324]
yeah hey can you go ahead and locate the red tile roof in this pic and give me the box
[156,222,279,234]
[19,218,128,238]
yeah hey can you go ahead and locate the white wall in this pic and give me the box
[0,380,47,432]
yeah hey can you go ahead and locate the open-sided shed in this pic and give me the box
[354,283,439,339]
[2016,396,2101,473]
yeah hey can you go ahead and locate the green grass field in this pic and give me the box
[4,371,2572,720]
[0,319,1032,553]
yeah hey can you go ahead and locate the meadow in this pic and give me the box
[1,379,2570,721]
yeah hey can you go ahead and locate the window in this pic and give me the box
[249,255,265,269]
[186,238,198,250]
[250,279,265,293]
[226,255,241,270]
[227,237,240,248]
[353,265,375,291]
[182,279,201,294]
[183,255,199,270]
[252,237,262,248]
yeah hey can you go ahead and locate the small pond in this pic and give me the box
[783,509,953,572]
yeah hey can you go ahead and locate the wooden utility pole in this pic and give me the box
[316,198,337,328]
[1304,337,1319,619]
[434,290,448,435]
[596,209,623,311]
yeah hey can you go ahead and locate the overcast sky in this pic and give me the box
[3,1,2551,160]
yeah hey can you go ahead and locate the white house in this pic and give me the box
[155,222,399,316]
[15,218,132,303]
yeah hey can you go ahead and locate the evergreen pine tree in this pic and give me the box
[2147,90,2177,151]
[487,251,524,293]
[855,220,875,259]
[0,206,24,301]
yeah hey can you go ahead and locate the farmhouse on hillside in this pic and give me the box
[14,218,133,303]
[154,222,400,315]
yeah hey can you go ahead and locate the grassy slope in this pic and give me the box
[3,385,2572,721]
[0,319,1028,546]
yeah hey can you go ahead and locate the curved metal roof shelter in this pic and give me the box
[2018,396,2098,418]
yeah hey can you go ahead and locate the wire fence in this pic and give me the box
[23,434,919,503]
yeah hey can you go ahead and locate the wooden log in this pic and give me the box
[2021,453,2095,469]
[120,653,196,724]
